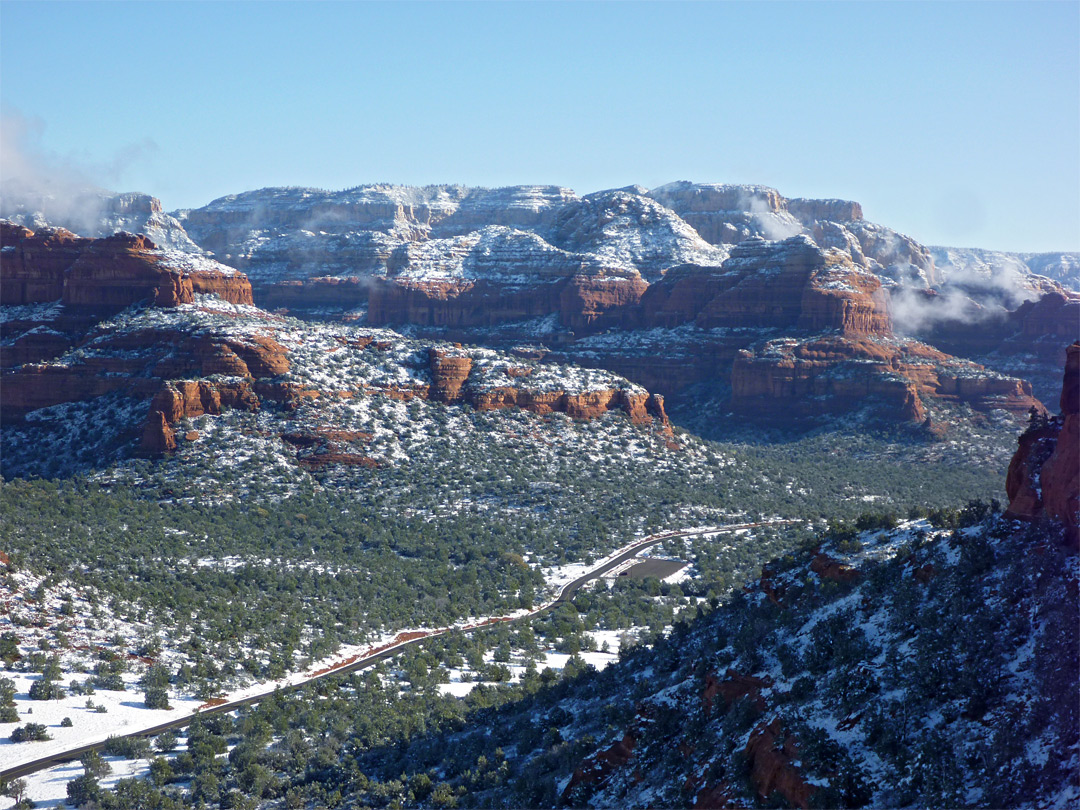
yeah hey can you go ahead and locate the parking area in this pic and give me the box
[618,558,688,580]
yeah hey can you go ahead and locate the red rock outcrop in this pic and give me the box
[1005,343,1080,544]
[257,276,370,312]
[561,732,638,803]
[630,237,893,338]
[139,411,177,455]
[369,277,554,329]
[689,238,892,336]
[1,363,156,417]
[425,347,668,428]
[810,553,861,584]
[63,233,252,309]
[731,334,1039,424]
[187,270,254,305]
[0,222,253,310]
[745,719,815,810]
[1,223,90,304]
[559,274,648,332]
[345,230,1054,432]
[296,453,379,470]
[149,380,261,423]
[428,349,474,403]
[692,783,741,809]
[136,380,263,453]
[561,704,659,805]
[148,334,290,380]
[369,272,647,335]
[702,670,770,716]
[918,289,1080,370]
[0,330,74,367]
[3,324,290,420]
[281,428,373,446]
[466,386,668,430]
[637,263,728,327]
[797,265,892,335]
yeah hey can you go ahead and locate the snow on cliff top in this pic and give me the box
[193,184,579,214]
[150,248,244,277]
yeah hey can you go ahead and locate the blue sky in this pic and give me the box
[2,1,1077,252]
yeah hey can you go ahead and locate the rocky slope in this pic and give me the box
[318,355,1078,809]
[560,344,1078,809]
[554,345,1079,809]
[550,515,1078,809]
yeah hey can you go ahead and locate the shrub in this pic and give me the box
[28,678,64,701]
[144,687,171,710]
[66,774,101,807]
[10,722,50,742]
[102,735,151,759]
[154,729,178,752]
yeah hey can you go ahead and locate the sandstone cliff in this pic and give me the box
[730,334,1039,424]
[672,235,891,335]
[1,222,253,310]
[1,222,89,305]
[1,321,290,422]
[1005,342,1080,544]
[369,234,889,340]
[915,289,1080,366]
[169,182,1073,408]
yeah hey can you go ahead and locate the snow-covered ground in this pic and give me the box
[435,627,634,698]
[3,753,164,808]
[0,521,772,805]
[0,669,201,771]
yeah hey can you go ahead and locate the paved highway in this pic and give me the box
[1,521,794,781]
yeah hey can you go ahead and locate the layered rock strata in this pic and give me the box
[1,222,252,310]
[731,335,1038,424]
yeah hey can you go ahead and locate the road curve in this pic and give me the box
[1,521,796,781]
